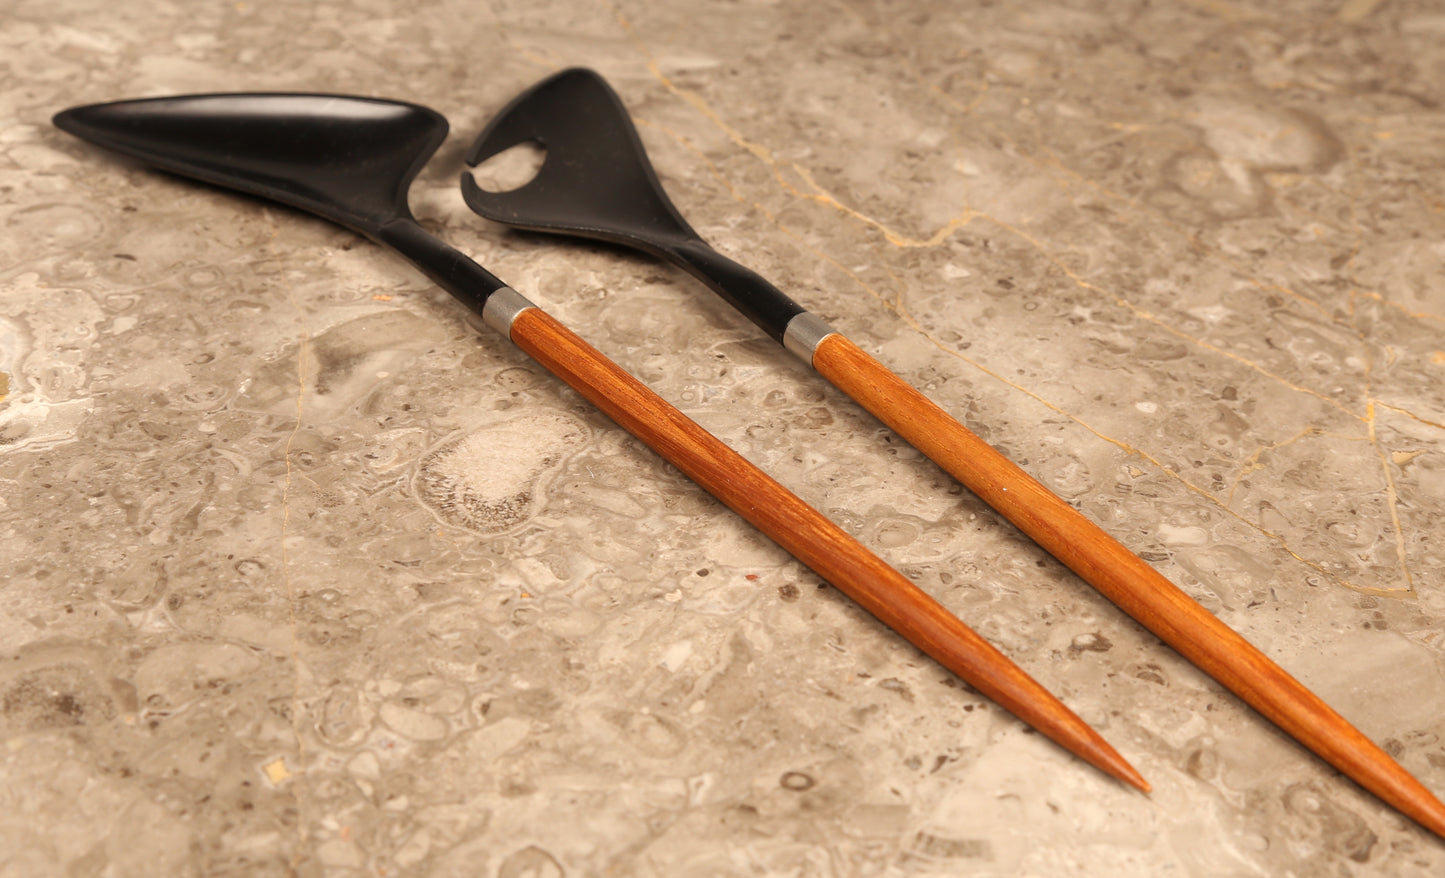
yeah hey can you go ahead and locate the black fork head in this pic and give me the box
[461,68,700,255]
[54,93,449,236]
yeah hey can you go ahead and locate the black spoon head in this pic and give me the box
[54,93,448,236]
[462,68,700,255]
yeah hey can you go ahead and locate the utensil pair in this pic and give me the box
[54,70,1445,837]
[462,69,1445,838]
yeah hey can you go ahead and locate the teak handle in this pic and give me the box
[811,332,1445,837]
[507,306,1147,791]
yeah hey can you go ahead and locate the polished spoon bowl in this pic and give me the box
[459,68,1445,838]
[53,93,1146,791]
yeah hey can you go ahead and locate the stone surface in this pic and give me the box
[3,1,1444,875]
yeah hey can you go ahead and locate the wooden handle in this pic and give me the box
[507,307,1147,791]
[811,331,1445,836]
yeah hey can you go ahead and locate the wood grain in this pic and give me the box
[811,331,1445,838]
[507,306,1148,791]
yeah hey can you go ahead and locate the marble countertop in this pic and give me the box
[3,1,1443,875]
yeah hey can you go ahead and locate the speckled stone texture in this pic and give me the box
[3,1,1444,875]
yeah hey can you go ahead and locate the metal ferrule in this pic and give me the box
[480,286,537,338]
[782,311,838,365]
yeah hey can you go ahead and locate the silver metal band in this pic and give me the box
[480,286,537,338]
[782,311,838,365]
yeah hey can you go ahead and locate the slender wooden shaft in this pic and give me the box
[507,307,1147,791]
[811,332,1445,837]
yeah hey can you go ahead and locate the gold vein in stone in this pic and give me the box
[495,20,565,70]
[1376,401,1445,432]
[924,65,990,116]
[615,11,983,251]
[638,57,946,246]
[1354,290,1445,325]
[267,217,311,865]
[1366,400,1416,594]
[1344,147,1420,596]
[1224,426,1331,508]
[787,163,979,249]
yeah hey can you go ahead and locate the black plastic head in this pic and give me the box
[461,68,701,255]
[463,69,806,344]
[54,93,448,236]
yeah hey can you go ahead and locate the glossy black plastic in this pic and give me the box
[462,68,805,344]
[53,93,505,315]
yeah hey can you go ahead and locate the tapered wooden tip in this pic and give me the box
[993,679,1150,793]
[1356,753,1445,840]
[1111,753,1152,793]
[978,680,1151,793]
[1413,795,1445,840]
[1068,727,1150,793]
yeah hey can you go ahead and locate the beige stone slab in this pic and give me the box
[2,0,1443,875]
